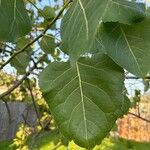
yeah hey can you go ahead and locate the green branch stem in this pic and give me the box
[27,79,43,128]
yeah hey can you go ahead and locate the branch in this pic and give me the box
[125,76,150,80]
[22,114,31,127]
[27,79,43,128]
[0,0,72,70]
[128,112,150,123]
[0,54,46,99]
[2,98,11,123]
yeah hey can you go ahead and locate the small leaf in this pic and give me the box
[61,0,146,63]
[10,37,32,74]
[95,20,150,77]
[0,0,31,42]
[11,52,30,74]
[40,35,56,54]
[37,20,56,30]
[16,37,32,51]
[39,54,128,148]
[39,6,56,21]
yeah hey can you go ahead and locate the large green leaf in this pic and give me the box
[61,0,146,63]
[0,0,31,42]
[95,20,150,77]
[39,54,128,148]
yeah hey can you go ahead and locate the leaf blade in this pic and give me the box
[96,20,150,77]
[39,54,128,148]
[40,35,56,54]
[0,0,31,42]
[61,0,146,63]
[103,0,146,24]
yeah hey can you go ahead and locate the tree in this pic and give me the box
[0,0,150,149]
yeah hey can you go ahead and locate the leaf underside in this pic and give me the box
[61,0,146,63]
[39,54,129,148]
[95,19,150,77]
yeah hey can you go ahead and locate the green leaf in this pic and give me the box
[102,0,146,24]
[10,37,32,74]
[95,20,150,77]
[0,0,31,42]
[28,130,60,149]
[11,52,30,74]
[39,54,128,148]
[40,35,56,54]
[61,0,146,63]
[90,35,106,55]
[16,37,32,51]
[39,6,56,21]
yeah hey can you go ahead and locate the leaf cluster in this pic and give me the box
[0,0,150,149]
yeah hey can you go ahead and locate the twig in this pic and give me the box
[0,0,72,70]
[27,79,43,128]
[22,114,31,127]
[0,54,46,99]
[125,76,150,80]
[128,112,150,123]
[2,98,11,123]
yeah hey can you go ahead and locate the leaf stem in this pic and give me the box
[27,79,43,128]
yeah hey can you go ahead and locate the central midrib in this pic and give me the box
[76,62,88,140]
